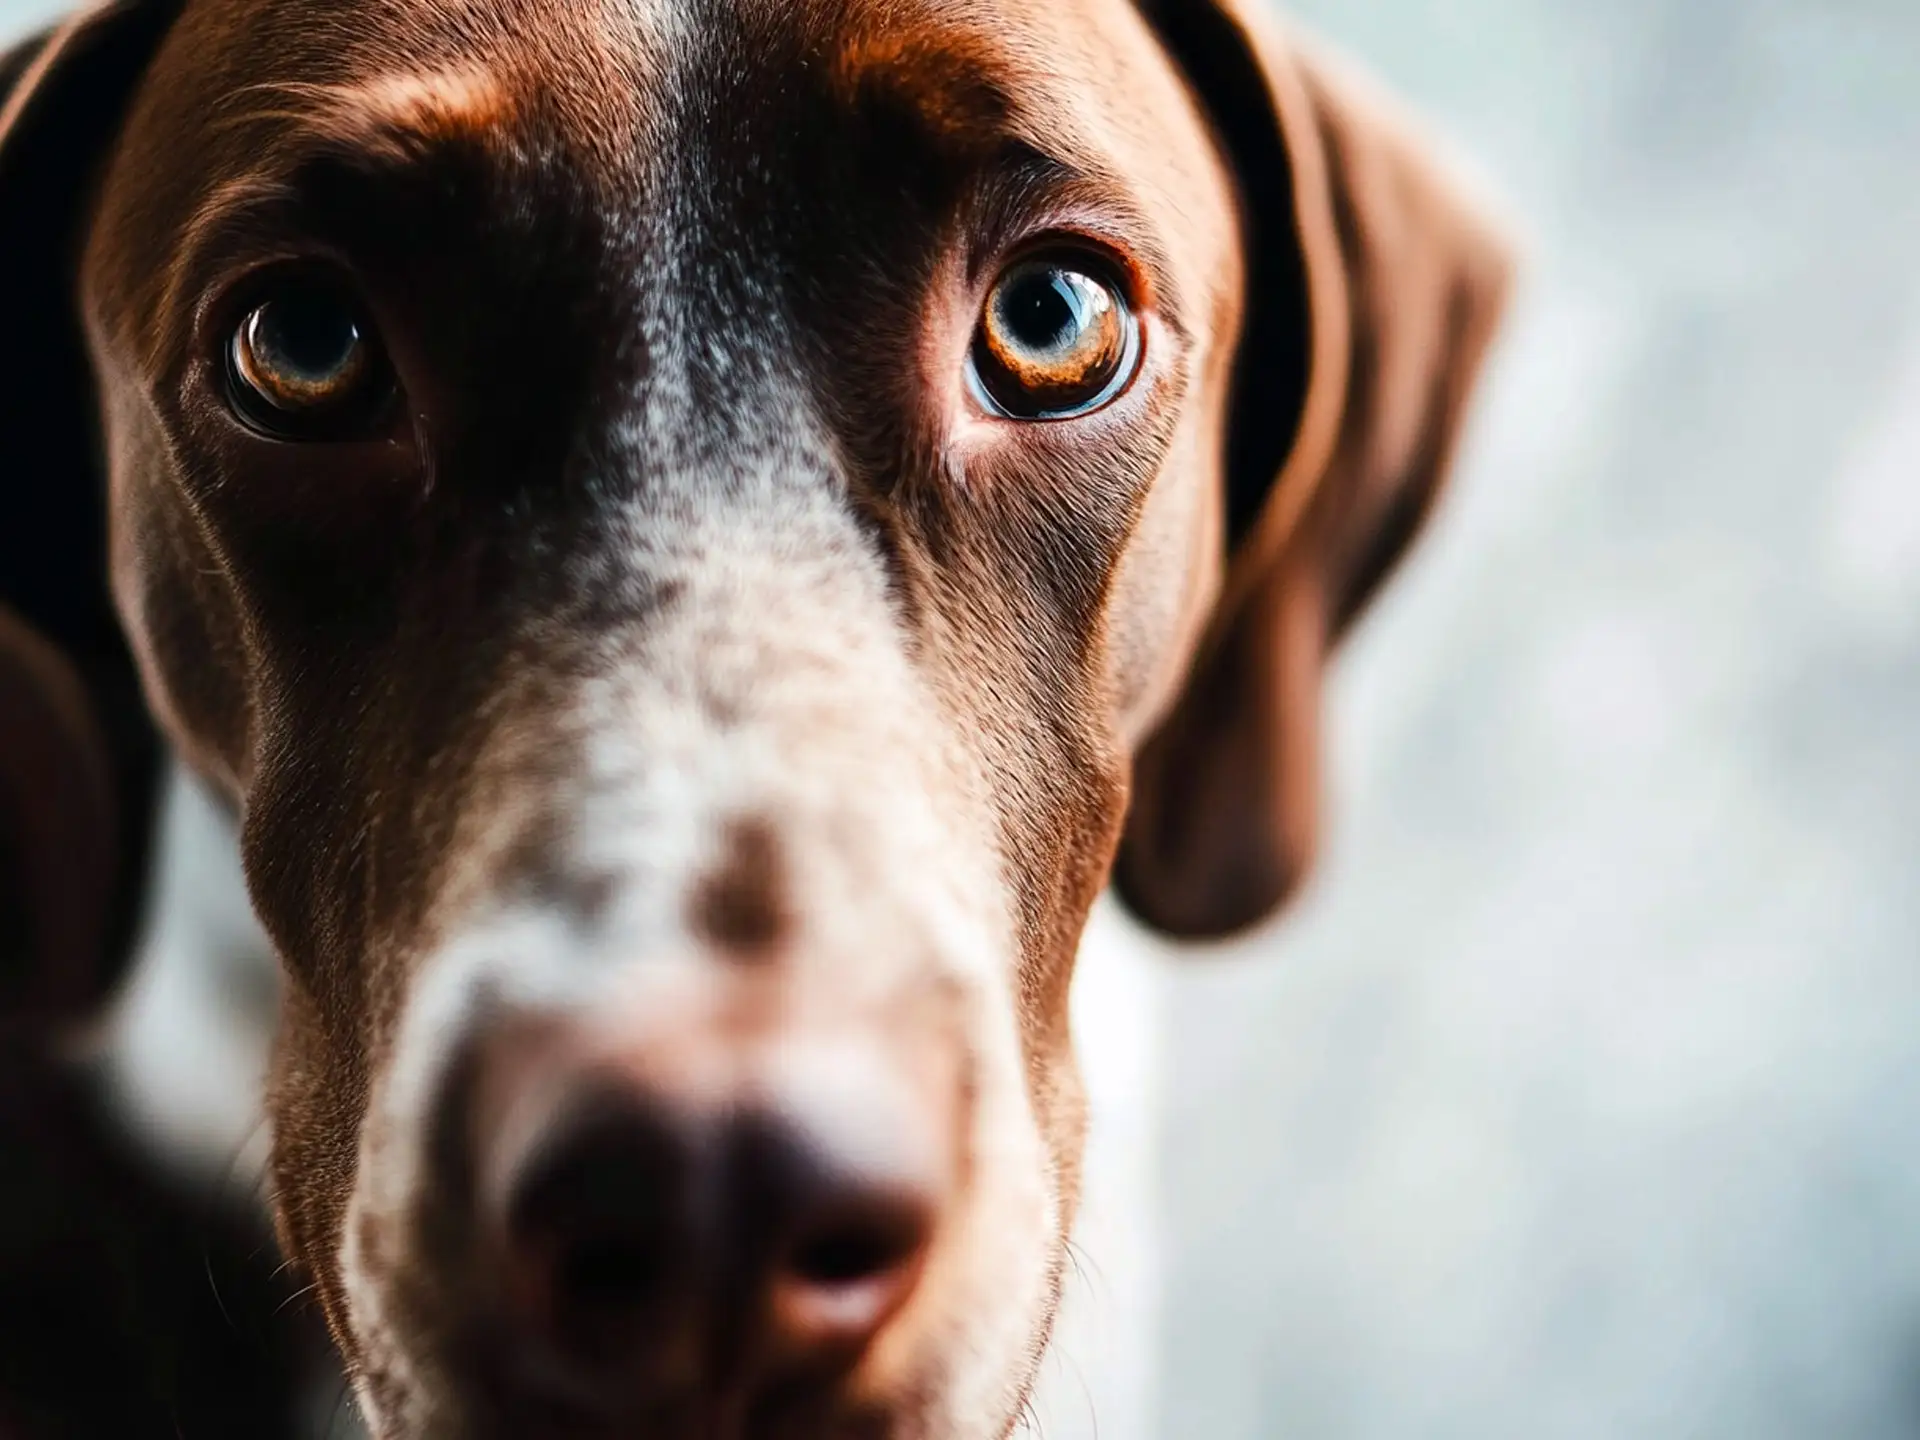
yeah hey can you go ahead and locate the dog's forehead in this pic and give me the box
[169,0,1153,169]
[89,0,1234,373]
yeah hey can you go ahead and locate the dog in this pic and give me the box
[0,0,1512,1434]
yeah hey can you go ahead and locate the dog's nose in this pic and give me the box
[468,1030,952,1401]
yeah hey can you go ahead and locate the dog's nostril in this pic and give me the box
[788,1208,926,1287]
[765,1193,936,1356]
[468,1034,957,1400]
[556,1234,672,1312]
[490,1096,693,1340]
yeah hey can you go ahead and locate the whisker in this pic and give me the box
[211,1114,271,1216]
[1062,1236,1112,1303]
[201,1113,272,1335]
[201,1245,237,1334]
[1016,1392,1045,1438]
[275,1279,322,1317]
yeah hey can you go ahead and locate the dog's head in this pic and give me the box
[0,0,1510,1433]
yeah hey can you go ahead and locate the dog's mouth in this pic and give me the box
[460,1347,902,1440]
[450,1236,929,1440]
[452,1292,912,1440]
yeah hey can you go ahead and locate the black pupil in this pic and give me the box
[257,291,360,382]
[1003,270,1082,351]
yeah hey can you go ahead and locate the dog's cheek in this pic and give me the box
[1030,1032,1090,1235]
[109,461,255,791]
[266,985,369,1362]
[1103,414,1228,746]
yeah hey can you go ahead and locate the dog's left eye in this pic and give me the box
[967,254,1141,420]
[225,280,394,438]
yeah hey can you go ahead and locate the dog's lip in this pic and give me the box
[461,1334,888,1440]
[469,1397,892,1440]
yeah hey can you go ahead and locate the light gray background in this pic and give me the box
[6,1,1918,1437]
[1160,3,1920,1437]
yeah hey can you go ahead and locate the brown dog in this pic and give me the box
[0,0,1511,1434]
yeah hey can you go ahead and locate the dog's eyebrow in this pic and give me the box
[219,68,515,163]
[825,29,1180,309]
[831,28,1013,144]
[174,69,517,282]
[951,142,1182,335]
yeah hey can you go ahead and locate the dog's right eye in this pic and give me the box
[967,252,1141,421]
[225,280,394,439]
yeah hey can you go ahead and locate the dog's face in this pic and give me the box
[1,0,1509,1434]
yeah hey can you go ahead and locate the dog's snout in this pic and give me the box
[498,1100,938,1362]
[463,1019,956,1412]
[492,1097,694,1368]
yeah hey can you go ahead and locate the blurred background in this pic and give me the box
[6,0,1920,1437]
[1154,1,1920,1437]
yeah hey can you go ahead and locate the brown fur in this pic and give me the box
[692,818,792,957]
[0,607,115,1025]
[0,0,1513,1433]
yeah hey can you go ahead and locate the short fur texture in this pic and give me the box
[0,0,1512,1434]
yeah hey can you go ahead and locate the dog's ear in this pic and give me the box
[0,2,178,1028]
[0,607,119,1026]
[1116,4,1515,939]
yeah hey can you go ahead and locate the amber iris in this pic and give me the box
[969,256,1139,420]
[227,281,390,437]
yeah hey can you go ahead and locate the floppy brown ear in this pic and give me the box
[0,2,178,1029]
[0,606,118,1025]
[1116,4,1515,939]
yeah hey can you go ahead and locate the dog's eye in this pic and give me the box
[967,255,1140,420]
[226,281,393,438]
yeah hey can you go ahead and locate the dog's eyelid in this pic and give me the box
[174,130,483,313]
[191,251,372,368]
[202,263,404,442]
[960,226,1182,379]
[957,155,1180,328]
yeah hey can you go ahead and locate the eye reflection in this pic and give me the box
[967,256,1140,420]
[225,279,393,439]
